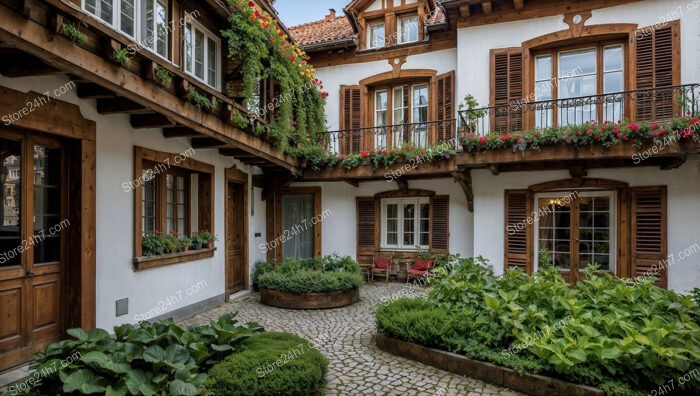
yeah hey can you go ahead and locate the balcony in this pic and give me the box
[458,84,700,136]
[319,119,460,154]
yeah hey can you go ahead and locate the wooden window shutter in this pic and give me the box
[631,186,668,288]
[491,48,523,134]
[436,71,455,143]
[356,197,377,264]
[430,195,449,253]
[340,85,362,154]
[630,21,680,121]
[504,190,532,273]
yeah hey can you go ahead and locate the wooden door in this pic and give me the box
[0,131,66,371]
[225,181,246,295]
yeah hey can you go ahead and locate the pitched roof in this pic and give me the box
[289,14,356,50]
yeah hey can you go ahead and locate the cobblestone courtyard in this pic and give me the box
[182,284,521,396]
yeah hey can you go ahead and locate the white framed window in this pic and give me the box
[398,14,419,44]
[375,90,388,149]
[368,21,386,49]
[412,83,429,146]
[83,0,168,58]
[184,21,220,89]
[381,197,430,250]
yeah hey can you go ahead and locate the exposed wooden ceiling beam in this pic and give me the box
[459,5,470,17]
[482,1,493,15]
[163,126,201,138]
[96,98,146,114]
[513,0,524,10]
[76,83,115,99]
[130,113,175,129]
[191,137,227,148]
[0,55,59,77]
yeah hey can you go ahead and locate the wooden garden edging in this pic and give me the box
[260,287,360,310]
[375,333,604,396]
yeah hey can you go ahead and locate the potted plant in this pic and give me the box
[142,231,165,257]
[191,232,205,250]
[163,232,180,254]
[179,235,192,252]
[198,231,217,248]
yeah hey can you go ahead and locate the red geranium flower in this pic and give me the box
[360,151,368,158]
[479,137,487,144]
[248,0,254,7]
[629,123,639,132]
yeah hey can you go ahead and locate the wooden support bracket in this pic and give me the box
[396,178,409,194]
[452,169,474,212]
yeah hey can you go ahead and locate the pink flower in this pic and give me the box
[629,123,639,132]
[445,153,450,159]
[479,137,487,144]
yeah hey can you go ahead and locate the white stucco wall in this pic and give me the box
[471,160,700,294]
[0,75,264,329]
[314,48,458,131]
[456,0,700,106]
[286,178,474,259]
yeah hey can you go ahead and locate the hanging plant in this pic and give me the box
[60,22,88,45]
[154,66,173,87]
[222,0,327,153]
[188,86,213,111]
[113,48,131,68]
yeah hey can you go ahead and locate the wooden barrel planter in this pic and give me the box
[259,287,360,310]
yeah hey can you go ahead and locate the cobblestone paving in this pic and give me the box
[182,283,522,396]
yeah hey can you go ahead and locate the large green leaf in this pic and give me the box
[169,380,199,395]
[81,351,131,374]
[125,370,158,396]
[62,369,107,394]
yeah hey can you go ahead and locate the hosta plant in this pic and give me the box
[24,313,263,395]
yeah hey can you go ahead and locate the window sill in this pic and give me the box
[133,247,216,271]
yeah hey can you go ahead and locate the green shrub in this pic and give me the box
[26,313,263,395]
[258,270,363,294]
[378,257,700,393]
[201,332,327,396]
[252,260,276,290]
[257,254,363,294]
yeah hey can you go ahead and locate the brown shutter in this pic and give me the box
[631,186,668,288]
[630,21,680,121]
[356,197,377,265]
[340,85,362,154]
[430,195,449,253]
[436,71,455,143]
[504,190,532,273]
[491,48,523,134]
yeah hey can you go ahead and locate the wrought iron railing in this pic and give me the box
[458,84,700,136]
[318,119,460,154]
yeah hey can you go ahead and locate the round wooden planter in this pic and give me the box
[259,287,360,310]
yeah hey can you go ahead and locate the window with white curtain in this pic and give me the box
[83,0,168,58]
[381,197,430,250]
[281,195,315,259]
[398,14,419,44]
[184,22,220,88]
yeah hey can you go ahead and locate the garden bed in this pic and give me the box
[260,287,359,310]
[376,333,603,396]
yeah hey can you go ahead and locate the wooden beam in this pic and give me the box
[396,178,409,194]
[163,126,201,138]
[130,113,176,129]
[513,0,524,10]
[659,155,687,170]
[345,180,360,187]
[0,3,300,173]
[191,137,227,148]
[451,170,474,212]
[96,98,146,114]
[482,1,493,15]
[0,55,59,77]
[261,171,297,201]
[569,165,588,179]
[459,5,470,17]
[76,83,115,99]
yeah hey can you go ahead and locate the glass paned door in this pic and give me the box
[281,194,314,259]
[0,138,22,268]
[536,192,615,284]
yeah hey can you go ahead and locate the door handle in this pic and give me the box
[26,270,36,277]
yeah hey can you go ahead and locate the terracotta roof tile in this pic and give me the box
[289,15,356,49]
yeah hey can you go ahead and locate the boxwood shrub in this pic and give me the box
[376,257,700,396]
[201,332,328,396]
[257,254,364,294]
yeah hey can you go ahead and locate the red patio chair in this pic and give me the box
[371,254,393,283]
[407,257,435,285]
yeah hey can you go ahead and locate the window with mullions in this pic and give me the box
[534,44,624,127]
[368,21,386,49]
[373,83,429,148]
[398,14,419,44]
[184,22,220,88]
[84,0,168,58]
[381,197,430,250]
[140,161,190,237]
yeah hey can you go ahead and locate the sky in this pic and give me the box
[274,0,349,27]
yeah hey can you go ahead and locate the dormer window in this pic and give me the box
[368,21,386,49]
[398,14,419,44]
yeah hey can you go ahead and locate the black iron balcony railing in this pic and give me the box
[458,84,700,136]
[318,119,460,155]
